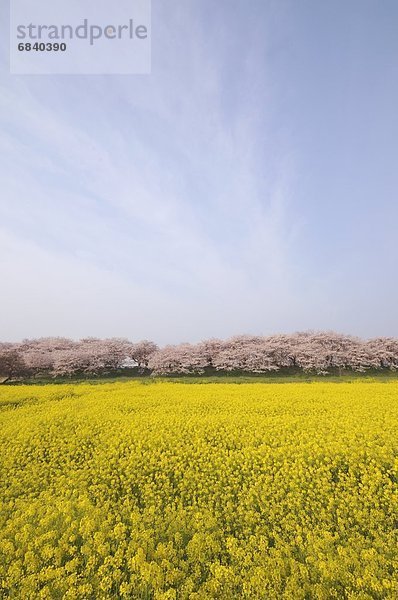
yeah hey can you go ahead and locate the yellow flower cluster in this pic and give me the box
[0,381,397,599]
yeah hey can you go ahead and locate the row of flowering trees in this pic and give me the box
[148,332,398,375]
[1,332,398,380]
[0,338,157,381]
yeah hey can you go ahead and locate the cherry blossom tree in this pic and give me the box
[0,344,26,382]
[365,338,398,370]
[148,343,209,375]
[128,340,158,371]
[19,337,77,377]
[212,336,279,373]
[52,338,133,377]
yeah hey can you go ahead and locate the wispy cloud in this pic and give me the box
[1,0,397,342]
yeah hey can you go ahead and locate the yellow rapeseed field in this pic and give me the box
[0,381,397,599]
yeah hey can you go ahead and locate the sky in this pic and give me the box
[0,0,398,344]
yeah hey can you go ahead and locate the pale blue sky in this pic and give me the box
[1,0,397,343]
